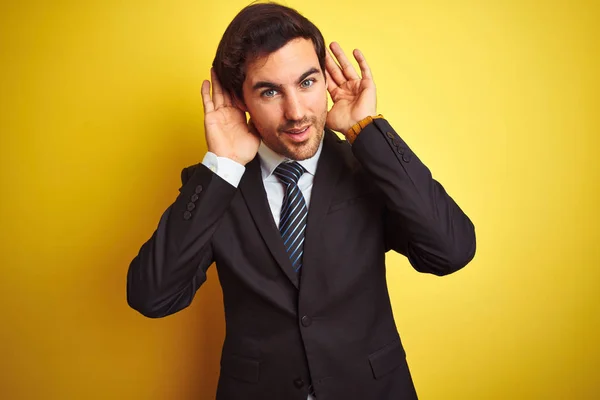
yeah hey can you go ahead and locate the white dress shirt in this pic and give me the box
[201,136,324,400]
[201,135,324,227]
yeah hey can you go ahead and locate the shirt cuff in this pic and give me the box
[201,152,246,188]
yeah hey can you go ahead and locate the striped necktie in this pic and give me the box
[273,161,308,273]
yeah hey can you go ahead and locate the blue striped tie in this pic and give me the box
[273,161,308,273]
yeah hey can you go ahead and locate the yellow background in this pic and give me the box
[1,0,598,398]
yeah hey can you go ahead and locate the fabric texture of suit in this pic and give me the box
[127,118,476,399]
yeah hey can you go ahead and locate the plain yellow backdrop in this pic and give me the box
[1,0,598,399]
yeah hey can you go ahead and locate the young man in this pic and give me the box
[127,2,476,399]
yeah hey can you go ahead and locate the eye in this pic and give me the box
[261,89,278,98]
[301,78,315,88]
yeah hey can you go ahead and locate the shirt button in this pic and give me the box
[301,315,312,327]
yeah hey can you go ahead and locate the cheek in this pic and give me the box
[307,87,328,112]
[248,106,279,136]
[251,104,282,129]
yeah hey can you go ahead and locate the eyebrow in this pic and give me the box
[252,67,321,92]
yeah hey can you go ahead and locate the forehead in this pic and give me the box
[244,38,320,85]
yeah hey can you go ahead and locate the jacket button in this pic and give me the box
[397,147,405,155]
[293,378,304,388]
[403,153,412,162]
[386,132,394,139]
[187,202,196,211]
[195,185,203,194]
[392,137,401,147]
[301,315,312,327]
[191,194,199,202]
[183,211,192,220]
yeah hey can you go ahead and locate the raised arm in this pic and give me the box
[127,69,260,317]
[324,41,475,275]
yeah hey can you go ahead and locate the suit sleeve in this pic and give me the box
[351,118,476,276]
[126,163,237,318]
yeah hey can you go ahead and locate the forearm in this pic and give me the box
[351,118,476,275]
[127,163,238,317]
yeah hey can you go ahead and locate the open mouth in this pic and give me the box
[284,126,310,134]
[282,125,311,142]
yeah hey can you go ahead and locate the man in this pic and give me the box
[127,2,476,399]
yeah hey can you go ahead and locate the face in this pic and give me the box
[240,38,328,161]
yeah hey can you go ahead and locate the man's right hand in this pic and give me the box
[201,68,261,166]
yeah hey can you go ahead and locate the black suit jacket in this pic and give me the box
[127,118,476,399]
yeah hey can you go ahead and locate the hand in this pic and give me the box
[201,68,260,166]
[325,42,377,134]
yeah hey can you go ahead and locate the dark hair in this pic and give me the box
[212,1,326,103]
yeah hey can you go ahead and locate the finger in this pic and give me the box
[325,69,338,93]
[210,68,225,109]
[329,42,360,81]
[201,80,214,113]
[325,49,347,87]
[353,49,373,81]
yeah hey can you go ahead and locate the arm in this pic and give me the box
[127,66,258,318]
[324,42,475,276]
[351,118,476,275]
[127,161,240,318]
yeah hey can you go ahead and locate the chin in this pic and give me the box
[285,140,320,161]
[269,124,324,160]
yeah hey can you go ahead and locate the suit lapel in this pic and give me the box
[302,130,344,274]
[238,130,344,289]
[239,156,299,289]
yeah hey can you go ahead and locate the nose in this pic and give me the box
[283,92,304,122]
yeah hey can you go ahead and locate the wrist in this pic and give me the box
[345,114,384,144]
[208,148,248,166]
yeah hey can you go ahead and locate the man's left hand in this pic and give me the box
[325,42,377,134]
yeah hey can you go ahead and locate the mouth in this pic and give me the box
[282,125,311,142]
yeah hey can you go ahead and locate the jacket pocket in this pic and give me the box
[368,338,406,379]
[327,192,375,214]
[221,354,260,383]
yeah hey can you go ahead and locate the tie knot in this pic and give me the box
[274,161,305,185]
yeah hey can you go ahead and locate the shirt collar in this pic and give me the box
[258,132,324,180]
